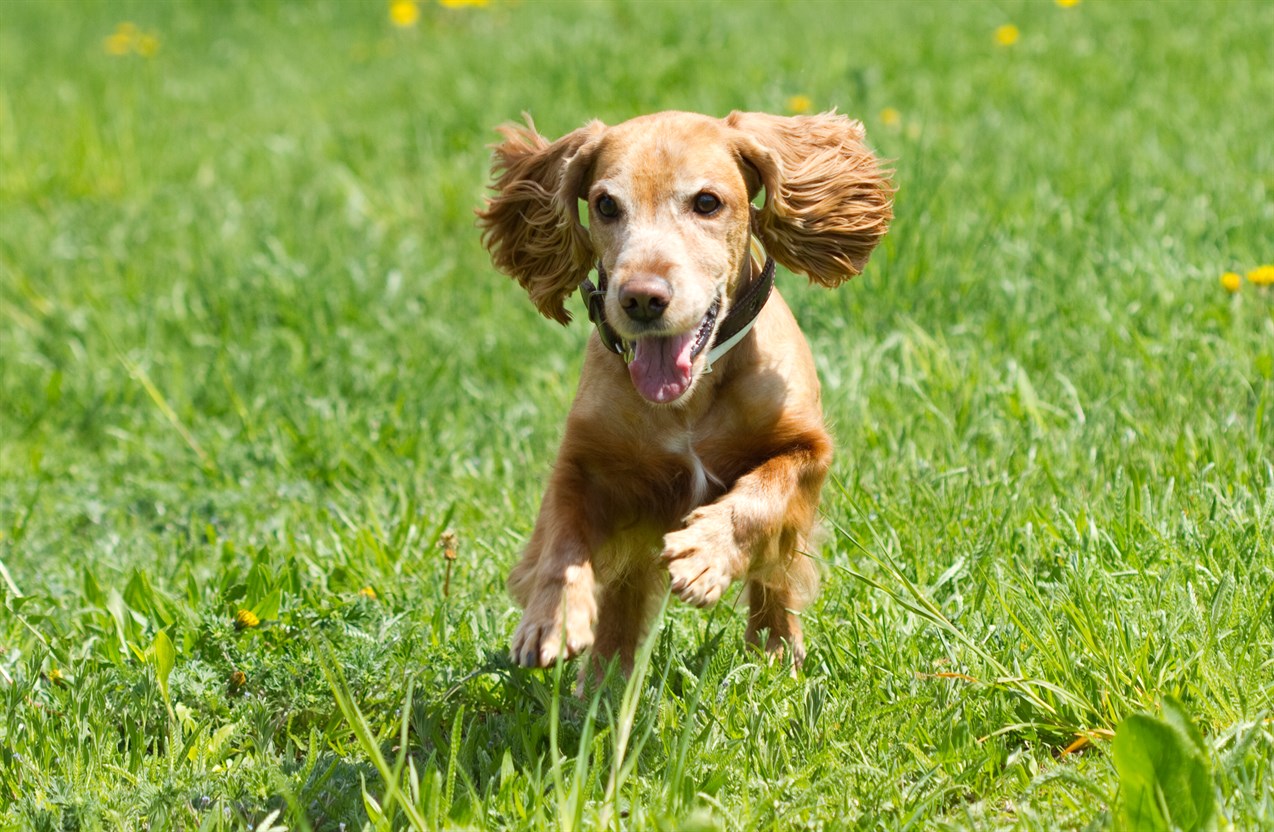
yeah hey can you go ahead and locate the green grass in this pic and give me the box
[1,0,1272,829]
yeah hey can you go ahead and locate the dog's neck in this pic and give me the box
[702,245,775,374]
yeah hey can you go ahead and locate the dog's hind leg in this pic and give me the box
[744,538,819,668]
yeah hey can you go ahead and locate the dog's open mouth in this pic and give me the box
[627,293,721,404]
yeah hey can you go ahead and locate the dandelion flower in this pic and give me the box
[1248,265,1274,285]
[1056,0,1081,7]
[103,22,159,57]
[1220,272,1241,293]
[135,33,160,57]
[389,0,420,27]
[234,608,260,629]
[104,29,133,56]
[439,0,489,7]
[787,95,813,114]
[880,107,901,127]
[995,24,1020,46]
[104,23,135,56]
[358,586,377,599]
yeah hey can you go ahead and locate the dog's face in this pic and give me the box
[583,114,757,404]
[479,109,894,403]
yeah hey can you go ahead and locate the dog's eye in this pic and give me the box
[693,192,721,215]
[596,194,620,219]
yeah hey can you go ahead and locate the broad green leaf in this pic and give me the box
[125,569,177,626]
[124,570,155,617]
[82,566,105,608]
[106,589,134,657]
[188,722,237,762]
[247,561,274,608]
[152,629,176,701]
[1113,698,1217,832]
[251,587,282,621]
[1162,697,1209,758]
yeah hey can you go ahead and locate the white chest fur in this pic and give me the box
[665,432,721,507]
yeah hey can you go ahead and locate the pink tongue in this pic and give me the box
[628,331,697,403]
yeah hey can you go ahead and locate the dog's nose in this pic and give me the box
[619,275,672,323]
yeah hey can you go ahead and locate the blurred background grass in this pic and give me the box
[1,1,1272,829]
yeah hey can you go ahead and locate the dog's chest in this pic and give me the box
[662,432,718,507]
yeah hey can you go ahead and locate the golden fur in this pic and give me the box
[477,111,893,680]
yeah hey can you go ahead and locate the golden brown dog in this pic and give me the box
[478,111,892,680]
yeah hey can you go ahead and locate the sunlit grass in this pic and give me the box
[1,0,1272,829]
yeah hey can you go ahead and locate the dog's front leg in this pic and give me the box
[507,463,600,668]
[661,437,829,624]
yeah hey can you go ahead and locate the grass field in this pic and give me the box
[2,0,1273,829]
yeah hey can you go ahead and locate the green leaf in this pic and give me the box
[124,569,154,613]
[152,629,176,703]
[151,630,177,724]
[126,569,178,626]
[251,587,282,622]
[1112,698,1217,832]
[106,589,136,658]
[82,566,105,608]
[1161,697,1209,759]
[247,562,274,608]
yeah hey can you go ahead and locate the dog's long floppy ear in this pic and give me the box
[727,111,894,287]
[477,116,605,324]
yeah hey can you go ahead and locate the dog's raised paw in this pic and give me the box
[661,514,738,607]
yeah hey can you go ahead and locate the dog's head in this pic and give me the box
[478,110,893,405]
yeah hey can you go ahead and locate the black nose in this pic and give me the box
[619,275,672,323]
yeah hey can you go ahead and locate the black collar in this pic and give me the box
[579,252,776,365]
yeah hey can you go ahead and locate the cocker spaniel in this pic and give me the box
[478,110,892,681]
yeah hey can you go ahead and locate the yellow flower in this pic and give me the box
[1056,0,1081,6]
[1220,272,1241,292]
[135,34,160,57]
[389,0,420,27]
[1247,265,1274,285]
[358,586,377,599]
[103,22,159,57]
[104,32,133,56]
[787,95,813,115]
[439,0,489,7]
[880,107,901,127]
[995,24,1020,46]
[234,609,260,629]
